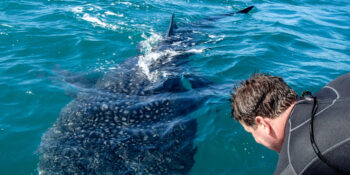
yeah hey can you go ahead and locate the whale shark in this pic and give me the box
[38,6,254,175]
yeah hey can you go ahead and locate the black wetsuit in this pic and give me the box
[274,73,350,175]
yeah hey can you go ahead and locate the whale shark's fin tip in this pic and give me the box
[167,13,177,37]
[237,5,254,14]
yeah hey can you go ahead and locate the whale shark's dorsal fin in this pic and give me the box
[167,13,178,37]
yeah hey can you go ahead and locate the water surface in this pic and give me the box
[0,0,349,174]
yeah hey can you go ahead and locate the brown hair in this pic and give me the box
[231,73,298,127]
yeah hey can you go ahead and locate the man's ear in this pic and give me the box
[255,116,272,134]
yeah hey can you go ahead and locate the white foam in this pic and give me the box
[93,58,117,72]
[82,14,105,26]
[1,24,14,28]
[186,48,205,53]
[85,4,102,10]
[116,2,133,6]
[105,11,124,17]
[137,49,181,82]
[71,4,125,31]
[171,41,182,46]
[71,5,102,14]
[208,34,216,38]
[82,13,119,30]
[141,32,147,39]
[214,34,225,43]
[136,31,207,81]
[95,6,102,10]
[71,6,84,13]
[206,34,225,43]
[139,32,163,54]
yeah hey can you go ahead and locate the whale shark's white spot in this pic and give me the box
[101,103,108,111]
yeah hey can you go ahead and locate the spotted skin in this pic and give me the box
[39,88,200,174]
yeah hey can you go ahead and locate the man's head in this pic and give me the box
[231,73,298,152]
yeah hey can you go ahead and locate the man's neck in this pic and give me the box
[272,102,296,152]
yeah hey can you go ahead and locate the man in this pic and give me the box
[231,73,350,175]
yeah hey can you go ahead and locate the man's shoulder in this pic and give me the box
[315,72,350,99]
[275,164,297,175]
[274,93,350,174]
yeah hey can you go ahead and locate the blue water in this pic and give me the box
[1,0,350,174]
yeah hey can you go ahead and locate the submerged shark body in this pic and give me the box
[38,6,254,175]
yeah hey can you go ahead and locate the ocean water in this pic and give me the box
[1,0,350,174]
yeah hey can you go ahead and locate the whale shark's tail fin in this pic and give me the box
[167,13,178,37]
[225,5,255,16]
[204,6,254,21]
[237,6,254,14]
